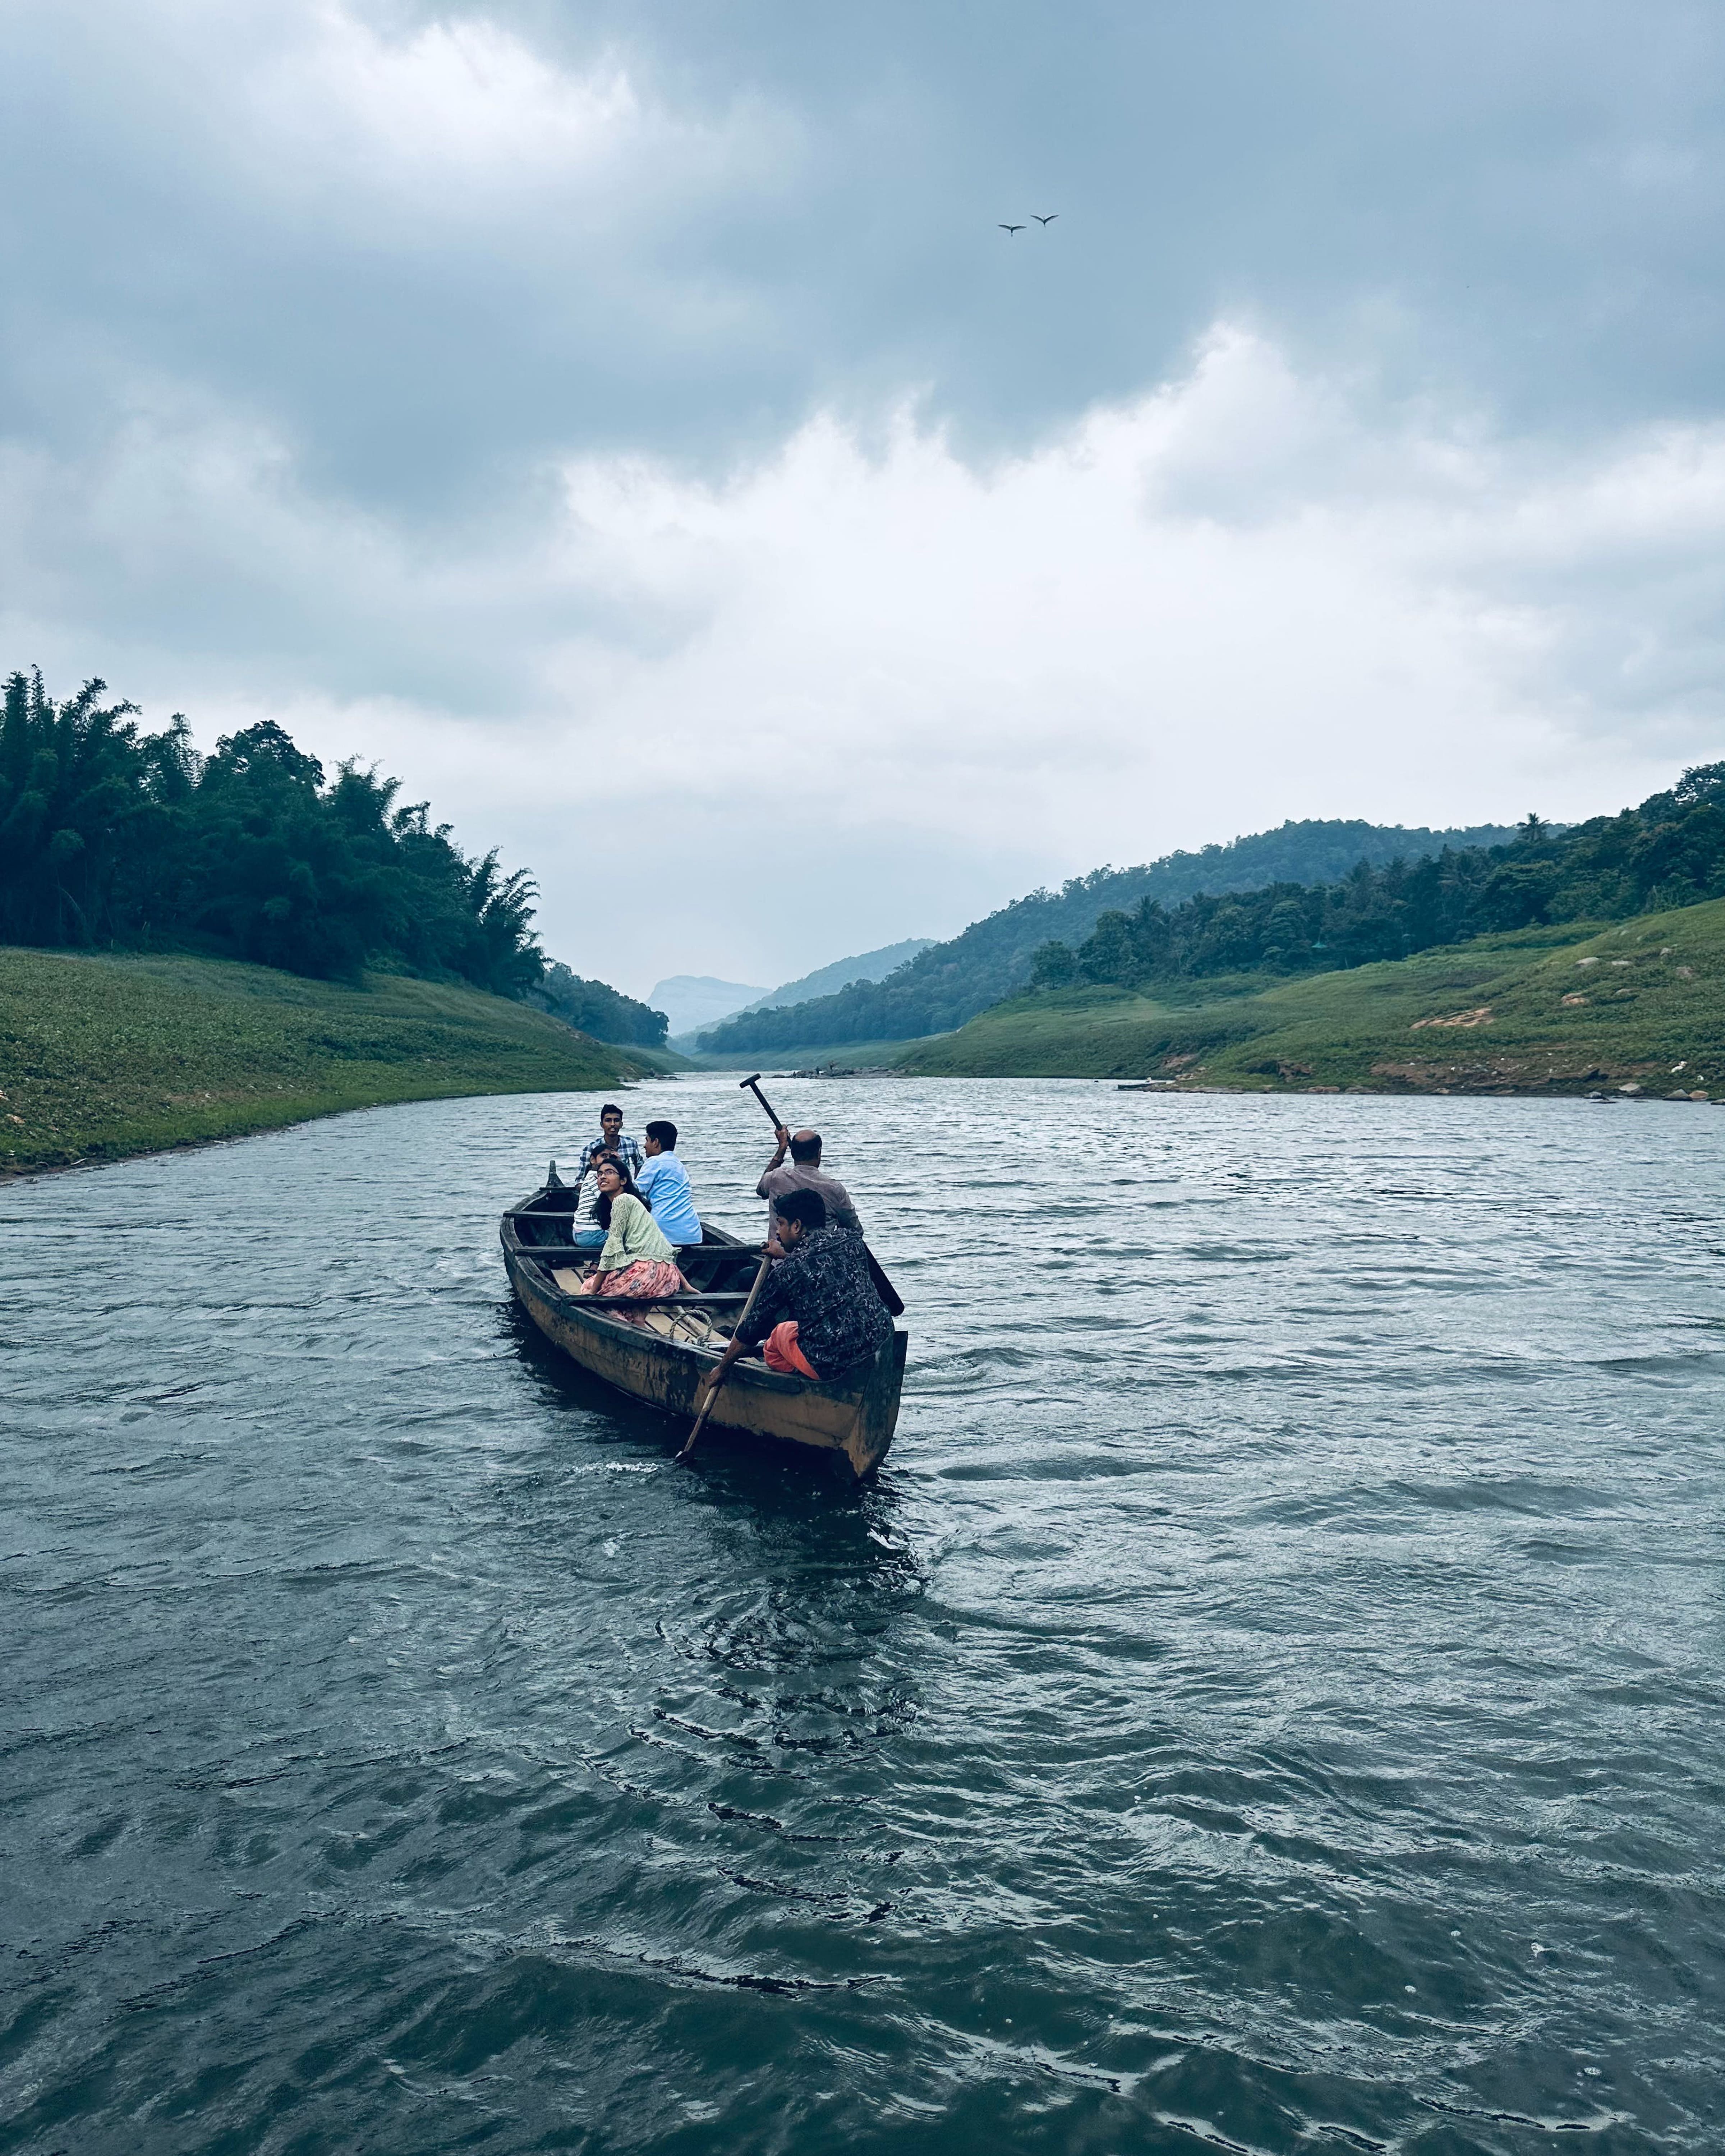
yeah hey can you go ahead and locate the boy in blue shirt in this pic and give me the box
[636,1120,704,1250]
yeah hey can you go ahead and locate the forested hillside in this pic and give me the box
[535,963,669,1046]
[903,900,1725,1093]
[735,938,935,1019]
[1032,766,1725,992]
[699,816,1521,1054]
[0,669,542,994]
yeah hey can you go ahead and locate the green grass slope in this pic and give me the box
[696,815,1525,1057]
[0,948,648,1174]
[901,900,1725,1097]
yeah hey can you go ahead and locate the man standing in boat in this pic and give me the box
[698,1189,890,1386]
[584,1103,644,1179]
[757,1123,861,1256]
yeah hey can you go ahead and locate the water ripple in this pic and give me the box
[2,1079,1722,2152]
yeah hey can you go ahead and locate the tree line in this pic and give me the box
[696,815,1522,1055]
[0,670,543,995]
[534,962,668,1047]
[1030,767,1725,995]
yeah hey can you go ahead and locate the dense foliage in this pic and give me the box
[699,816,1521,1052]
[0,671,544,994]
[728,939,936,1022]
[1032,769,1725,993]
[535,963,668,1047]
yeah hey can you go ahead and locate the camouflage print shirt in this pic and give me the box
[736,1225,892,1379]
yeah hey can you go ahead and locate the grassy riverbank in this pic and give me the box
[0,948,650,1174]
[900,898,1725,1096]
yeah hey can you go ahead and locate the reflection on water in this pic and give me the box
[3,1077,1724,2153]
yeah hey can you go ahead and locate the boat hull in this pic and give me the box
[501,1193,905,1477]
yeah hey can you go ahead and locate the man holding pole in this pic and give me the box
[679,1074,904,1460]
[757,1123,861,1255]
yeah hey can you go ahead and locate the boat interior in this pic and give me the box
[505,1168,762,1344]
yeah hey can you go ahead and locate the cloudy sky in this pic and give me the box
[4,1,1724,997]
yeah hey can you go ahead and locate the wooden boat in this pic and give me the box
[500,1167,907,1478]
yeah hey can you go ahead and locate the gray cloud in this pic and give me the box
[3,1,1723,992]
[9,0,1725,496]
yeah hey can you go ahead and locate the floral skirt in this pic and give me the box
[588,1257,685,1305]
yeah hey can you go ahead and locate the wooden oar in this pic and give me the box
[739,1074,905,1318]
[678,1252,773,1461]
[741,1072,782,1129]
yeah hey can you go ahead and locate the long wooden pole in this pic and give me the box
[740,1073,783,1129]
[678,1252,773,1461]
[737,1074,903,1319]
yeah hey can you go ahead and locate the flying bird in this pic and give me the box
[999,222,1025,234]
[1032,213,1058,225]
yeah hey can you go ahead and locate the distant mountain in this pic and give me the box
[666,940,937,1050]
[697,818,1527,1056]
[718,939,935,1030]
[649,974,768,1038]
[1035,770,1723,994]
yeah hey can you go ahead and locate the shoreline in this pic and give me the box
[900,901,1725,1088]
[0,1074,660,1187]
[1110,1080,1721,1104]
[13,1070,1709,1192]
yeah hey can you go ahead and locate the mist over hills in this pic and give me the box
[649,976,768,1040]
[665,938,937,1050]
[698,818,1524,1056]
[689,938,936,1045]
[534,965,670,1048]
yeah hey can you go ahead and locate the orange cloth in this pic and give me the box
[762,1320,820,1379]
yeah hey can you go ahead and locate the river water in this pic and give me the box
[3,1075,1723,2154]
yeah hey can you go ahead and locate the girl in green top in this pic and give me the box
[573,1157,686,1305]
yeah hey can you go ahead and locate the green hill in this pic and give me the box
[0,948,649,1174]
[533,962,670,1048]
[696,816,1522,1056]
[748,937,935,1011]
[900,899,1725,1097]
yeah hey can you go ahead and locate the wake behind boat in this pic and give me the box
[500,1166,907,1477]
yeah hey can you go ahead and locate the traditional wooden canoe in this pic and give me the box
[500,1171,907,1478]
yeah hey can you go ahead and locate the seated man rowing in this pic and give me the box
[757,1123,860,1257]
[697,1189,890,1390]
